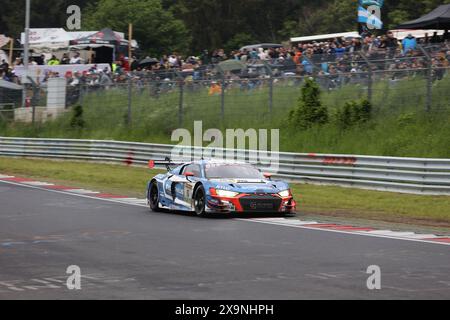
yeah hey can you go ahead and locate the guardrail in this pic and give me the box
[0,137,449,196]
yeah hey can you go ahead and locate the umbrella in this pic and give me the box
[139,57,159,67]
[0,79,22,90]
[217,60,246,73]
[240,43,283,51]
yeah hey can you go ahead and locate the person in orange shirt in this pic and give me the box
[209,81,222,95]
[293,50,303,65]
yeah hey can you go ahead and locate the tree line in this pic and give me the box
[1,0,449,56]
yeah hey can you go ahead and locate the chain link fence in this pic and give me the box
[67,68,449,131]
[1,44,449,129]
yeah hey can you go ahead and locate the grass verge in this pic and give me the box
[1,157,449,229]
[1,75,450,158]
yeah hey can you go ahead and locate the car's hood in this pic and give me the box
[210,178,289,194]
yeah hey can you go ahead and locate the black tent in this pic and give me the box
[69,28,128,47]
[69,28,129,64]
[397,4,450,29]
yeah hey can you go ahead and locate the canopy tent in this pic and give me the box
[397,4,450,30]
[69,28,131,64]
[390,29,445,40]
[69,28,129,49]
[290,32,361,43]
[0,35,11,48]
[20,29,136,52]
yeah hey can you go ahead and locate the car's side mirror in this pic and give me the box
[184,172,195,182]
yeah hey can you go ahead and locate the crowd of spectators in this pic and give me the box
[1,30,449,92]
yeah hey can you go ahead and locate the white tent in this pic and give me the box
[0,35,11,48]
[21,29,136,51]
[390,29,445,40]
[291,32,361,43]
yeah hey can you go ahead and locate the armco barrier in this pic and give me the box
[0,137,449,195]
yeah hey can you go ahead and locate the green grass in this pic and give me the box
[1,157,449,228]
[0,74,449,158]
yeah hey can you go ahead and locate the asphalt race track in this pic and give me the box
[0,182,449,300]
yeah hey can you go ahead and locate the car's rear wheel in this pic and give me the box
[194,186,207,217]
[149,181,161,212]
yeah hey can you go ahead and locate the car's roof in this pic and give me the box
[183,159,250,166]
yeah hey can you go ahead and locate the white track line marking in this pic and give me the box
[65,189,100,195]
[0,178,448,247]
[0,175,15,179]
[21,181,55,186]
[238,219,450,247]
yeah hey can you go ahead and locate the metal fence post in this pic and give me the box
[269,77,273,114]
[264,61,274,115]
[359,52,373,104]
[127,78,132,127]
[221,75,225,122]
[418,44,432,112]
[426,63,433,113]
[79,84,84,107]
[178,79,184,127]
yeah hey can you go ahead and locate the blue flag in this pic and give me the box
[358,6,383,29]
[359,0,384,7]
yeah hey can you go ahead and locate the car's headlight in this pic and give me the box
[215,190,239,198]
[278,190,291,198]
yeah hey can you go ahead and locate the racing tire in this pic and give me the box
[194,186,207,217]
[149,181,162,212]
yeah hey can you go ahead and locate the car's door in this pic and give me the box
[179,164,202,205]
[166,164,202,209]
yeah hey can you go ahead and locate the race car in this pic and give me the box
[146,159,296,216]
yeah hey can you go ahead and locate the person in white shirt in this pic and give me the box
[70,52,82,64]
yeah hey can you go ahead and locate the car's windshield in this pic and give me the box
[205,164,264,180]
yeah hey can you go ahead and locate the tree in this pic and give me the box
[336,99,372,130]
[82,0,191,56]
[289,78,328,130]
[0,0,99,38]
[70,105,85,129]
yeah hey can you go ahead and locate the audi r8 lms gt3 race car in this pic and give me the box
[146,160,297,216]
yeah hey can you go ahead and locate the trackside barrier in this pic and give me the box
[0,137,449,195]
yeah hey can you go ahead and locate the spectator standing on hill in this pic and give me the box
[70,52,82,64]
[402,34,417,55]
[384,31,399,58]
[61,53,70,65]
[48,55,60,65]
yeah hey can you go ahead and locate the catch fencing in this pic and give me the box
[0,137,449,196]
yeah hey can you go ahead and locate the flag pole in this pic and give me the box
[9,37,13,65]
[22,0,31,108]
[128,23,133,59]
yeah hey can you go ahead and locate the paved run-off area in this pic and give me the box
[0,180,449,300]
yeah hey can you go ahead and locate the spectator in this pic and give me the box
[402,34,417,55]
[70,52,82,64]
[431,32,440,44]
[0,59,9,73]
[384,31,399,58]
[48,55,60,66]
[61,53,70,65]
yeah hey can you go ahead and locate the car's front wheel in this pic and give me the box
[194,186,207,217]
[149,181,161,212]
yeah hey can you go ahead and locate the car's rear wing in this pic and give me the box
[148,157,186,171]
